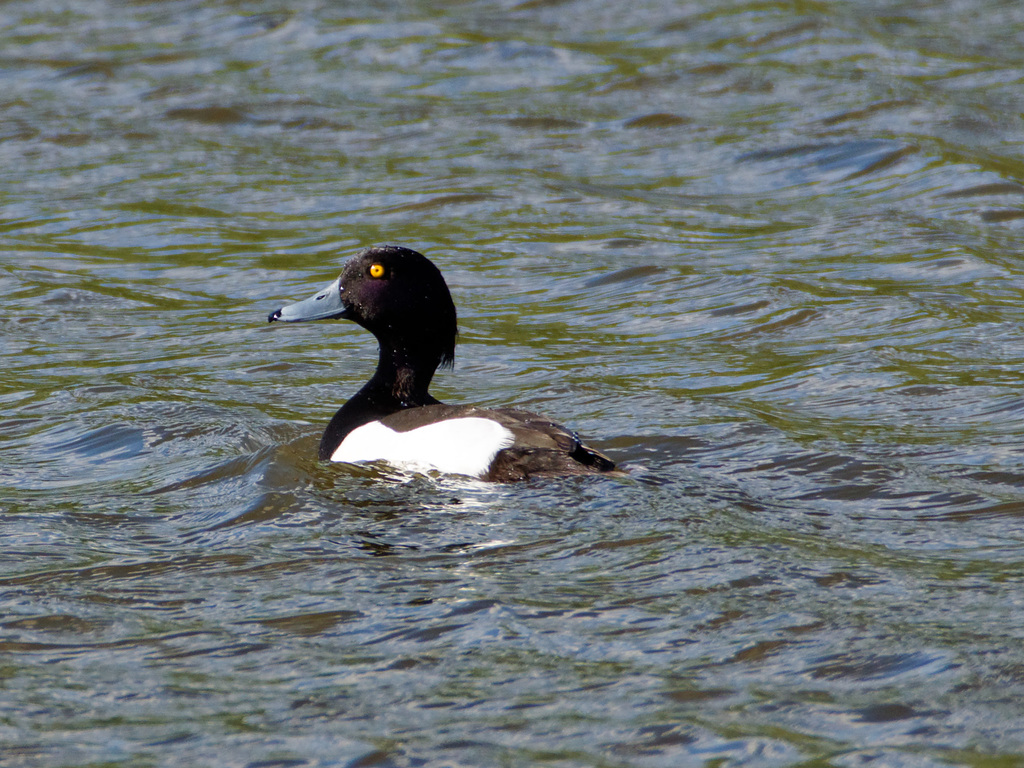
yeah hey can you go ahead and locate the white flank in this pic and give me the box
[331,417,516,478]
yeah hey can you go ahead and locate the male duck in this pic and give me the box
[267,245,616,482]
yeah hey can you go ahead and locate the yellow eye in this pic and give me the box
[369,263,385,278]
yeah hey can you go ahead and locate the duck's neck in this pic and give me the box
[317,342,444,461]
[369,343,441,406]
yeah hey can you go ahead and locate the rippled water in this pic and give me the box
[5,0,1024,765]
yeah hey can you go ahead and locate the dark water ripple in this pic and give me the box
[5,0,1024,766]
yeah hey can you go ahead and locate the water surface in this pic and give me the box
[5,1,1024,765]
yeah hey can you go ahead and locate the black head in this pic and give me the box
[270,245,458,369]
[339,246,457,367]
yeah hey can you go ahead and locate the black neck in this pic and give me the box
[370,341,441,406]
[317,341,444,460]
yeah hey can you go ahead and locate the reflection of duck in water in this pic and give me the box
[268,245,615,482]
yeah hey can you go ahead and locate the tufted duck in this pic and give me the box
[267,246,615,481]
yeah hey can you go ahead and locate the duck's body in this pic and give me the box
[267,245,615,482]
[329,403,613,482]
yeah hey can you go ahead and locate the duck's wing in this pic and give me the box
[483,407,616,481]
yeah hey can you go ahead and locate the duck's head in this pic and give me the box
[268,245,457,368]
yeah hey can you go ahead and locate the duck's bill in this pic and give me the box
[267,278,347,323]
